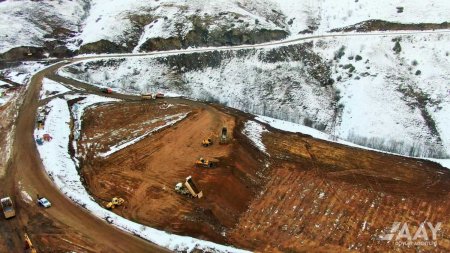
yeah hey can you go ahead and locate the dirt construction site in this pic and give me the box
[76,96,450,252]
[0,63,449,253]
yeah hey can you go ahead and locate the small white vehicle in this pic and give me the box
[37,197,51,208]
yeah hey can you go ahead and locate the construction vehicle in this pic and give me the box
[24,233,37,253]
[1,197,16,219]
[195,157,215,168]
[106,197,124,209]
[175,176,203,198]
[37,197,51,208]
[141,93,155,100]
[219,127,228,144]
[202,138,213,147]
[101,88,113,94]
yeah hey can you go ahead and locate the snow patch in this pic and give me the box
[242,120,269,155]
[99,112,189,157]
[40,78,71,100]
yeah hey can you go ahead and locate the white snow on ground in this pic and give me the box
[40,78,71,100]
[66,94,120,152]
[1,62,48,85]
[314,0,450,33]
[0,80,12,105]
[73,0,282,52]
[256,115,450,169]
[99,112,189,157]
[3,0,449,52]
[314,32,450,158]
[0,0,87,53]
[242,120,269,155]
[60,31,450,158]
[35,97,249,253]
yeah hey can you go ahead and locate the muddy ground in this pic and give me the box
[78,99,450,252]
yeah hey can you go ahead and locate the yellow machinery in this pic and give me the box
[195,157,215,168]
[24,233,37,253]
[202,138,213,147]
[106,197,125,209]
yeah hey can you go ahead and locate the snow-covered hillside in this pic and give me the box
[60,32,450,158]
[0,0,88,54]
[1,0,449,57]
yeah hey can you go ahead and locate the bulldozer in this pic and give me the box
[195,157,215,168]
[106,197,125,209]
[202,138,213,147]
[175,176,203,198]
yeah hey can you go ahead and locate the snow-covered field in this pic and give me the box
[34,96,249,253]
[40,78,71,100]
[314,32,450,158]
[1,62,49,85]
[0,0,87,53]
[242,120,269,155]
[2,0,449,54]
[59,31,450,159]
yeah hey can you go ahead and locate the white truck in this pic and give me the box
[1,197,16,219]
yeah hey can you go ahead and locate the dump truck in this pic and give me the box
[106,197,124,209]
[1,197,16,219]
[141,93,155,100]
[219,127,228,144]
[175,176,203,198]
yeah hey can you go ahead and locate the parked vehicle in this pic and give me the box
[1,197,16,219]
[37,197,51,208]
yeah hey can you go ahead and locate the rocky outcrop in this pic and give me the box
[138,28,288,52]
[78,40,128,54]
[330,19,450,32]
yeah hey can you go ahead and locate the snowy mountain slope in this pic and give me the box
[314,33,450,157]
[59,32,450,158]
[0,0,89,54]
[60,43,337,130]
[71,0,288,53]
[1,0,449,58]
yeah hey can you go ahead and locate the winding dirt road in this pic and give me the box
[1,28,450,252]
[0,62,170,252]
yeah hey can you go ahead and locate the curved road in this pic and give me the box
[2,28,449,252]
[3,62,170,252]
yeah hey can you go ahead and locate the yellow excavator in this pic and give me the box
[106,197,125,209]
[195,157,215,168]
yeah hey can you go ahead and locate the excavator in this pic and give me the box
[105,197,125,209]
[195,157,215,168]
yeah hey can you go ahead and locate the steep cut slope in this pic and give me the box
[59,32,450,158]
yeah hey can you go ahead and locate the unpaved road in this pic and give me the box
[1,28,450,252]
[0,62,169,252]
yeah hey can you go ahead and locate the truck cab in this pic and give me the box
[1,197,16,219]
